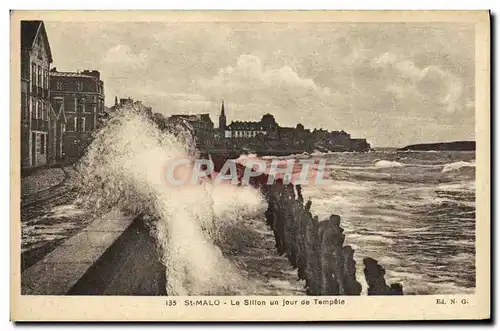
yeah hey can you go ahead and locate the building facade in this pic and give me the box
[225,121,269,139]
[48,103,66,163]
[21,20,53,168]
[223,113,278,139]
[49,69,105,162]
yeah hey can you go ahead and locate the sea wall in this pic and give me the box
[260,180,403,296]
[21,211,165,295]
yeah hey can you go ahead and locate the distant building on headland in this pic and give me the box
[49,68,105,163]
[225,120,268,139]
[216,101,371,153]
[151,100,371,154]
[21,20,53,168]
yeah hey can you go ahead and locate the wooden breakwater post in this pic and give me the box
[259,178,403,296]
[363,257,404,295]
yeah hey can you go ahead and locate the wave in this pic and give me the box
[441,161,475,172]
[436,181,475,192]
[261,152,310,160]
[74,106,264,295]
[374,160,405,168]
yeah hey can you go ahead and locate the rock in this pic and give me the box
[363,257,402,295]
[342,246,362,295]
[398,141,475,151]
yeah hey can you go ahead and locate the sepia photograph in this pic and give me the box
[10,10,490,321]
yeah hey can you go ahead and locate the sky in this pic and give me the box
[44,21,475,147]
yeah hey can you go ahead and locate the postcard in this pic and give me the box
[10,10,490,321]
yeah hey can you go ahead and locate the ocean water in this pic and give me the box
[22,106,475,295]
[298,150,476,295]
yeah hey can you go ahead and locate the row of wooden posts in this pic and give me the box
[259,180,404,296]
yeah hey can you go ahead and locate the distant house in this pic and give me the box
[225,121,269,139]
[21,20,53,168]
[222,108,278,139]
[50,69,105,163]
[215,99,371,152]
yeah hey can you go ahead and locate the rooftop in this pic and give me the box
[50,69,101,80]
[50,72,95,78]
[21,20,53,63]
[228,121,266,130]
[169,114,213,123]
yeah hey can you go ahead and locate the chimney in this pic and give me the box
[82,69,101,79]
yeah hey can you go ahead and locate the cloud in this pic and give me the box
[370,52,398,68]
[45,21,475,146]
[199,53,332,114]
[102,44,149,67]
[364,52,471,117]
[204,54,329,93]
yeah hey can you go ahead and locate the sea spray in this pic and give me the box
[74,105,264,295]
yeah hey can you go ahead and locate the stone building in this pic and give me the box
[21,20,53,168]
[221,101,278,139]
[49,69,105,162]
[225,121,269,139]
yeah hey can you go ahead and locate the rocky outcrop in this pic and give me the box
[398,141,475,151]
[261,180,402,296]
[363,257,403,295]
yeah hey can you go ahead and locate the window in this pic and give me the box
[76,81,83,91]
[37,65,42,88]
[54,98,63,114]
[56,81,63,90]
[81,117,86,132]
[40,68,44,89]
[37,38,43,59]
[74,117,78,132]
[66,118,74,132]
[21,91,27,120]
[61,124,66,133]
[40,134,45,154]
[31,64,36,87]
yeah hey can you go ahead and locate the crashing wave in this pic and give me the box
[441,161,476,172]
[74,105,265,295]
[374,160,405,168]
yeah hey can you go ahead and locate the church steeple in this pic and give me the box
[219,100,226,134]
[114,96,118,106]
